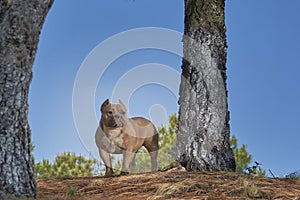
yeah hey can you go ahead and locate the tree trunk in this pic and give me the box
[176,0,236,171]
[0,0,54,198]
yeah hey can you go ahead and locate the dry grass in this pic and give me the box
[236,177,264,198]
[89,179,105,187]
[35,171,300,200]
[151,179,199,199]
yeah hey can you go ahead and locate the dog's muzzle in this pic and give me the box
[109,115,125,128]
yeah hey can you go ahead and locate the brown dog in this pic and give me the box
[95,99,159,176]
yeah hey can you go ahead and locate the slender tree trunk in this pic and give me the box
[176,0,236,171]
[0,0,54,197]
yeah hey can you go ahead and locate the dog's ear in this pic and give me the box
[118,99,127,112]
[101,99,110,112]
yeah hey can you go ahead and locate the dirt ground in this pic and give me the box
[36,170,300,200]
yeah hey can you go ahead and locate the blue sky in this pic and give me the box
[29,0,300,177]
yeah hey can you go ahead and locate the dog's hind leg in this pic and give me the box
[143,130,159,172]
[143,139,159,171]
[149,150,158,171]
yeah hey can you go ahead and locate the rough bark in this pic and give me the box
[0,0,54,198]
[176,0,236,171]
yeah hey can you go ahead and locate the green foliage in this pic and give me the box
[285,170,300,182]
[157,114,177,170]
[35,152,96,178]
[230,136,265,176]
[35,159,52,177]
[230,135,252,173]
[66,185,76,197]
[246,161,266,176]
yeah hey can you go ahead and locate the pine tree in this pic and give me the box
[230,135,252,173]
[34,152,96,178]
[176,0,235,171]
[0,0,54,197]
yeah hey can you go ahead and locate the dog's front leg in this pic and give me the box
[121,151,135,175]
[129,152,137,172]
[99,148,113,176]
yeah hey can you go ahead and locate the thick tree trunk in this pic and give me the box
[176,0,235,171]
[0,0,53,198]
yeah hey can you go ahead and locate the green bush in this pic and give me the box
[230,136,265,175]
[35,152,96,178]
[230,135,252,173]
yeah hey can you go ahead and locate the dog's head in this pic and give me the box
[100,99,127,128]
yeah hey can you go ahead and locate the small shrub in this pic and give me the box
[285,170,300,182]
[245,161,266,176]
[66,185,76,197]
[35,152,96,178]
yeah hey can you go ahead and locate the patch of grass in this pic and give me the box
[66,185,76,197]
[152,179,199,199]
[89,179,105,187]
[238,177,264,198]
[285,170,300,183]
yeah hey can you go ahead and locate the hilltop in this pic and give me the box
[36,170,300,199]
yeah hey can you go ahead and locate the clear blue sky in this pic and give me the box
[29,0,300,177]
